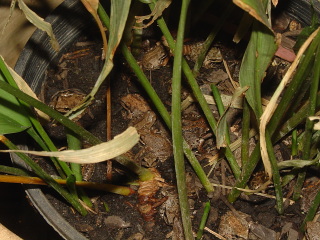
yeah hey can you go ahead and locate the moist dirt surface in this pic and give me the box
[35,11,319,240]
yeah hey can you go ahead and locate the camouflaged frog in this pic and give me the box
[140,42,170,70]
[121,94,172,167]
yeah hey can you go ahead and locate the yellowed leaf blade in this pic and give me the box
[259,27,320,178]
[233,0,271,31]
[81,0,108,57]
[1,127,139,163]
[1,0,16,37]
[309,116,320,130]
[134,0,172,29]
[17,0,59,51]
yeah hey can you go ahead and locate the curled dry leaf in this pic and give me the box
[80,0,108,57]
[17,0,59,51]
[137,168,167,226]
[1,0,16,37]
[309,116,320,130]
[233,0,272,31]
[134,0,171,29]
[0,127,139,163]
[272,0,278,7]
[259,27,320,178]
[104,216,131,229]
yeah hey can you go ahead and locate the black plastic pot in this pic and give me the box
[11,0,320,239]
[286,0,320,26]
[13,0,94,239]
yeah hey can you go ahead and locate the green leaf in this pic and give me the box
[239,20,277,119]
[0,59,33,129]
[233,0,271,30]
[216,86,248,149]
[17,0,59,51]
[0,113,29,134]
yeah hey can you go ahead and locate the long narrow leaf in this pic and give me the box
[233,0,271,30]
[17,0,59,51]
[260,27,320,178]
[0,113,28,134]
[0,127,139,164]
[239,21,277,120]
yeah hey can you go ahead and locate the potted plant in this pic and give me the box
[1,0,320,239]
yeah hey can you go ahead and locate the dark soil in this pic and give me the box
[29,10,318,240]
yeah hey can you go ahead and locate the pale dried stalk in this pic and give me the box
[259,27,320,178]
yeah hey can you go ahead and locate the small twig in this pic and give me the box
[106,78,112,181]
[204,227,227,240]
[0,175,134,196]
[212,183,295,205]
[222,59,238,89]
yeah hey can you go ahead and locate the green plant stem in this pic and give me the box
[300,189,320,232]
[121,43,213,191]
[273,91,320,142]
[66,129,92,207]
[291,129,298,156]
[196,201,211,240]
[211,84,231,144]
[265,130,283,214]
[0,80,101,144]
[0,175,135,196]
[171,0,193,238]
[193,2,234,75]
[241,99,250,166]
[0,135,87,215]
[152,4,241,179]
[228,143,261,202]
[28,125,68,177]
[268,31,320,136]
[66,130,83,181]
[0,165,30,176]
[293,41,320,201]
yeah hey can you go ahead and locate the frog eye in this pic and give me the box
[145,63,154,69]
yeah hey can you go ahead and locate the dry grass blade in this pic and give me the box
[0,127,139,163]
[233,0,271,31]
[259,27,320,178]
[17,0,59,51]
[134,0,172,29]
[309,116,320,130]
[1,0,16,36]
[81,0,108,57]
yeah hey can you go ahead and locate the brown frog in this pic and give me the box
[183,42,223,68]
[140,42,169,70]
[182,114,210,151]
[141,40,222,70]
[49,89,96,180]
[49,88,86,113]
[121,94,172,167]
